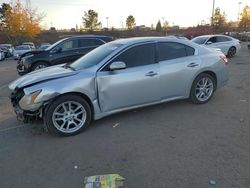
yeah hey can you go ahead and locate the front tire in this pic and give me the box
[45,95,92,136]
[190,73,216,104]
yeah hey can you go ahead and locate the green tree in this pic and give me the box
[162,20,169,33]
[211,7,227,32]
[156,20,162,32]
[126,15,136,30]
[239,5,250,28]
[82,9,101,31]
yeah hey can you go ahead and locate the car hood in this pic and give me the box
[20,50,45,58]
[9,65,79,91]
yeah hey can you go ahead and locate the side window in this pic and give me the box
[158,42,189,61]
[78,39,104,48]
[207,37,217,43]
[186,45,195,56]
[217,36,232,42]
[61,40,78,51]
[111,43,156,68]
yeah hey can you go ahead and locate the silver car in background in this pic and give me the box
[9,37,229,136]
[192,35,241,58]
[13,45,32,60]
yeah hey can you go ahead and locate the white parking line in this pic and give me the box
[0,125,25,133]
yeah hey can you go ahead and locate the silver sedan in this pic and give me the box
[9,37,229,136]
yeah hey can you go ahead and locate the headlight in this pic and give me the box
[19,90,42,111]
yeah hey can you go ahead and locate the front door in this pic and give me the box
[96,43,161,112]
[50,39,79,65]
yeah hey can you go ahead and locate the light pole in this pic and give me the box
[211,0,215,25]
[238,2,242,21]
[106,17,109,29]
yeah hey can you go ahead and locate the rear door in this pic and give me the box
[158,42,200,99]
[96,43,161,112]
[50,39,78,65]
[214,36,232,54]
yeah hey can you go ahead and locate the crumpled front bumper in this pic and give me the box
[10,89,41,122]
[17,59,30,75]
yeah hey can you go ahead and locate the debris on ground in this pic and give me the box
[240,118,245,123]
[84,174,125,188]
[74,165,78,169]
[209,179,216,186]
[113,123,120,128]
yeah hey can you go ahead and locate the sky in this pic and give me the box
[1,0,250,29]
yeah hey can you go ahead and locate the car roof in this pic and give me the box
[194,34,232,38]
[67,35,112,39]
[110,37,194,46]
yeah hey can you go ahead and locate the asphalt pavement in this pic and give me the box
[0,44,250,188]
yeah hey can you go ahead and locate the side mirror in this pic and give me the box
[109,61,126,71]
[206,41,213,45]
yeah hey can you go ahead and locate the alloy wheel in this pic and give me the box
[195,77,214,102]
[52,101,87,133]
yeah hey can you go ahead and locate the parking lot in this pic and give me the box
[0,43,250,188]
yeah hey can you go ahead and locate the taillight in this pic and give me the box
[220,54,228,65]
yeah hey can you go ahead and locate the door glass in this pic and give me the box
[111,43,155,68]
[78,39,104,47]
[158,42,187,61]
[207,37,217,43]
[216,36,232,42]
[61,40,78,51]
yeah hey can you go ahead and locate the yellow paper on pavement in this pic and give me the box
[84,174,125,188]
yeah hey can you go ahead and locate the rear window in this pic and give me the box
[158,42,195,61]
[216,36,232,42]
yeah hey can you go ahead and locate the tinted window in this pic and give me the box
[216,36,232,42]
[60,40,78,51]
[207,37,217,43]
[112,43,155,68]
[186,45,195,56]
[78,39,104,48]
[192,37,208,44]
[158,42,194,61]
[70,43,122,70]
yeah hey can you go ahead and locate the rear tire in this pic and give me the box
[31,62,49,71]
[190,73,216,104]
[45,95,92,136]
[227,46,236,58]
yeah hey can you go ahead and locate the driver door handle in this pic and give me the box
[145,71,158,77]
[187,62,199,67]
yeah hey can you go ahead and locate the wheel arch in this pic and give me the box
[189,70,218,96]
[31,60,51,69]
[44,91,95,119]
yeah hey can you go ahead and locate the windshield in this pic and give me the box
[46,38,68,51]
[70,43,122,70]
[15,46,30,50]
[192,37,209,44]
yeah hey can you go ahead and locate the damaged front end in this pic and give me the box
[10,88,42,123]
